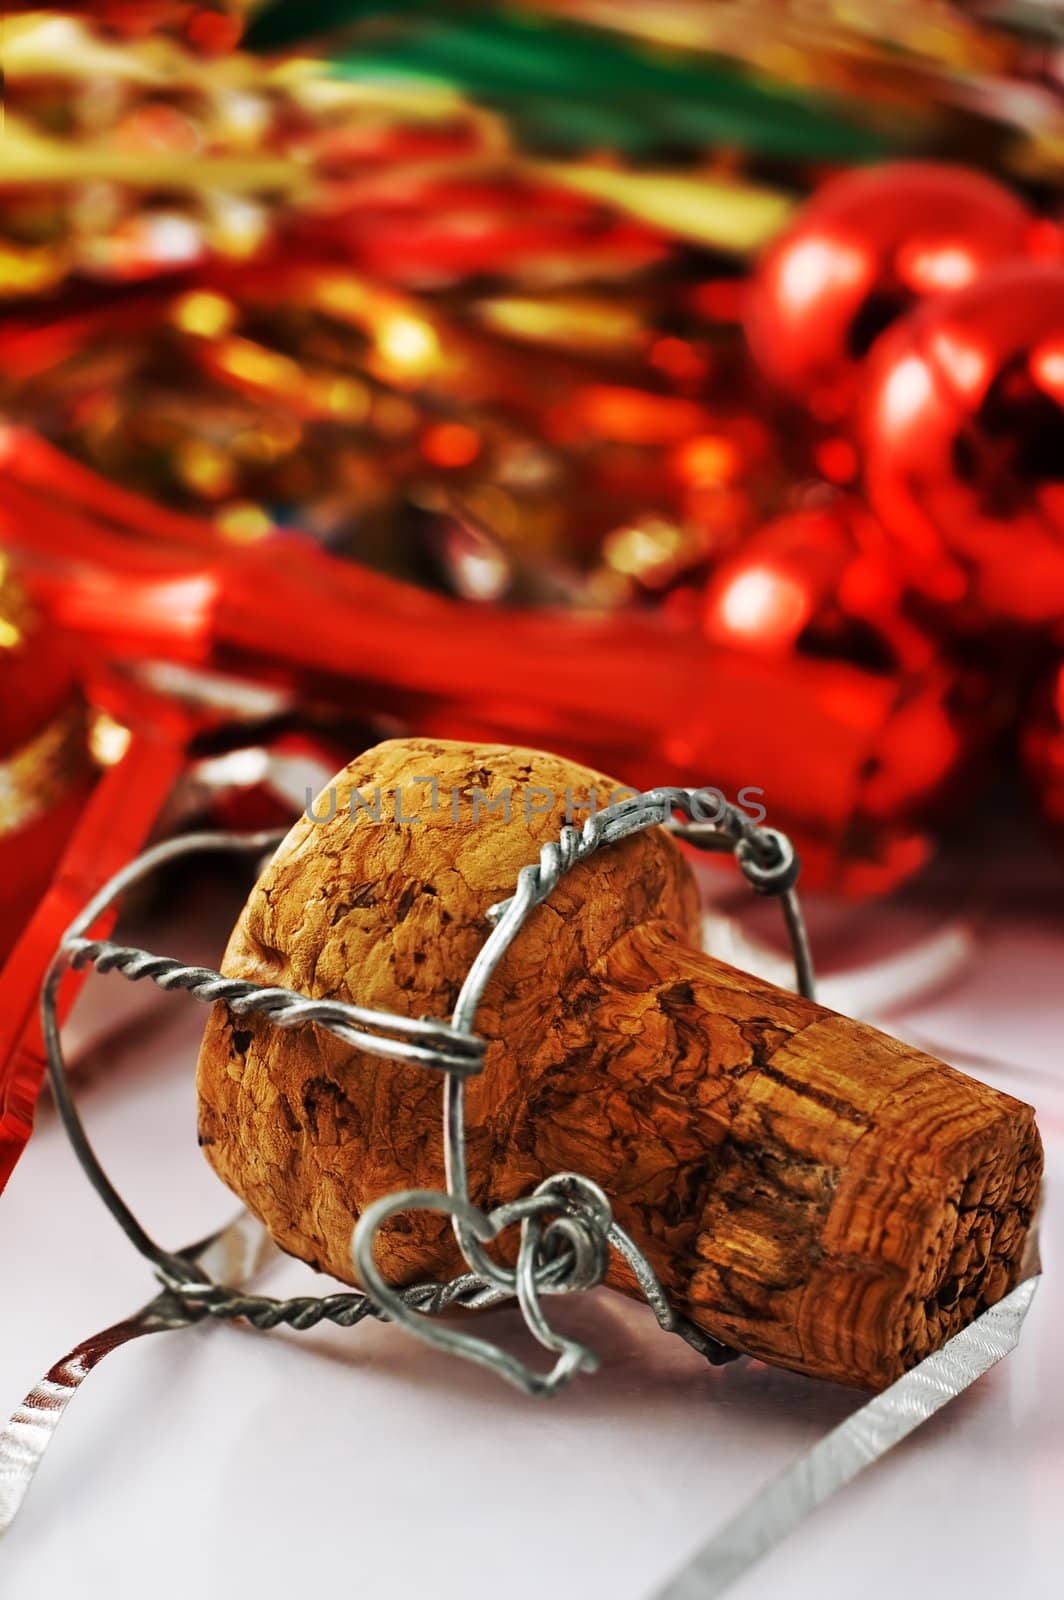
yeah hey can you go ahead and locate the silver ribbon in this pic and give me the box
[652,1273,1040,1599]
[0,1211,277,1536]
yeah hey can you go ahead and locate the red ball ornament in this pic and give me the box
[861,261,1064,628]
[746,163,1034,421]
[701,497,985,855]
[703,496,932,673]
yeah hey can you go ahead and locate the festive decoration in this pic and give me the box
[525,1,1045,150]
[0,662,200,1190]
[247,1,1064,181]
[4,5,254,50]
[305,9,893,162]
[0,558,95,965]
[3,0,1064,1203]
[0,430,975,896]
[861,261,1064,628]
[746,162,1037,422]
[704,496,932,670]
[197,737,1043,1388]
[701,495,1000,831]
[0,259,779,587]
[0,10,515,297]
[0,659,356,1189]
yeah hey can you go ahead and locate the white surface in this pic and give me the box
[0,889,1061,1599]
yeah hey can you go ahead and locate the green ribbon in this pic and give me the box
[248,5,901,160]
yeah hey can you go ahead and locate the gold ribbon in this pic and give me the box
[0,701,92,837]
[0,564,93,836]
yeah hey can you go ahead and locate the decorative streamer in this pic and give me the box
[652,1273,1041,1600]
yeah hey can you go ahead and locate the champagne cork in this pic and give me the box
[196,739,1042,1389]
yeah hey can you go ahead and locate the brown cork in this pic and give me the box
[196,738,1042,1390]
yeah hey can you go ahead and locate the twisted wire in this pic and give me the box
[480,790,666,932]
[170,1271,507,1332]
[66,938,483,1076]
[486,789,798,932]
[168,1231,581,1335]
[666,794,800,894]
[386,785,810,1387]
[46,790,810,1398]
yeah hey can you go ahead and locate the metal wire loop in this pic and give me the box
[42,785,814,1398]
[65,937,484,1075]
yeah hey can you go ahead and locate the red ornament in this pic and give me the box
[701,496,988,869]
[861,261,1064,628]
[703,496,932,672]
[746,163,1033,421]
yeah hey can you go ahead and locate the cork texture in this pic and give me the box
[197,738,1042,1388]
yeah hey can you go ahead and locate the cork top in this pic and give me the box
[197,739,700,1285]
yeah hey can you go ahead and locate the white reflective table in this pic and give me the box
[0,874,1060,1600]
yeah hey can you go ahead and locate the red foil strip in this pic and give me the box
[2,431,974,895]
[0,699,189,1191]
[0,561,97,964]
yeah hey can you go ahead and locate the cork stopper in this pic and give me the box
[197,738,1042,1389]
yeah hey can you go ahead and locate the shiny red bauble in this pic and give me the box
[861,261,1064,628]
[746,163,1034,421]
[698,496,989,888]
[703,496,931,671]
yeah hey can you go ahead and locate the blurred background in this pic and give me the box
[2,0,1063,1189]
